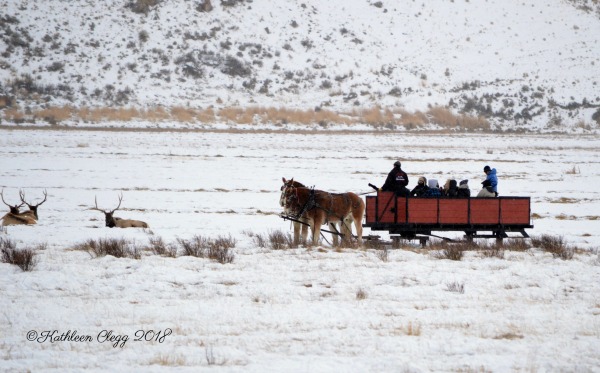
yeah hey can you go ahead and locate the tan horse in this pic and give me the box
[280,178,343,246]
[280,178,364,246]
[280,178,311,245]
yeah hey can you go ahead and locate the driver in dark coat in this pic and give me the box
[380,161,409,196]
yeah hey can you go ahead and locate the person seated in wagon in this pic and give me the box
[410,176,429,197]
[477,165,498,197]
[380,160,410,196]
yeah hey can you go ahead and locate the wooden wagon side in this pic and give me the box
[364,193,533,244]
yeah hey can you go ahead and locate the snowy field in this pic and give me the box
[1,128,599,372]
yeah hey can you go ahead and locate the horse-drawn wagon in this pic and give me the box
[364,191,533,247]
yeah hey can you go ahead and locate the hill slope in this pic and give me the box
[1,0,599,131]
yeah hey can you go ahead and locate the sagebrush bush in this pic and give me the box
[1,238,38,271]
[74,238,141,259]
[363,238,384,251]
[375,247,389,262]
[267,230,293,250]
[207,235,236,264]
[356,288,368,300]
[446,281,465,294]
[531,234,574,260]
[433,242,465,261]
[178,235,208,257]
[178,235,235,264]
[501,238,531,252]
[127,0,161,14]
[147,236,177,257]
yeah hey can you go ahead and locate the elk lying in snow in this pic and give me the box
[1,189,38,226]
[90,194,148,228]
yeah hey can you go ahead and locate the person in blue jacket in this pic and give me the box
[477,165,498,197]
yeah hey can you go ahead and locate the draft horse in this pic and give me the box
[280,177,364,246]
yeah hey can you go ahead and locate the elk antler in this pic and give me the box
[1,189,25,210]
[110,193,124,214]
[19,189,47,208]
[90,194,123,214]
[90,196,109,213]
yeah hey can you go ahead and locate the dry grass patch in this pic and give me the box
[35,105,74,123]
[501,239,531,252]
[170,106,197,122]
[550,197,580,204]
[427,106,490,131]
[2,104,492,131]
[445,281,465,294]
[3,107,26,122]
[565,165,581,174]
[148,354,187,366]
[391,321,422,336]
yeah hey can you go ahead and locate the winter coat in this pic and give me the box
[484,168,498,192]
[382,166,409,194]
[410,184,429,197]
[423,179,442,197]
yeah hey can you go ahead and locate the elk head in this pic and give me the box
[90,194,123,227]
[1,189,24,214]
[19,189,47,220]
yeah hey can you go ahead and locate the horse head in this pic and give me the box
[280,177,305,207]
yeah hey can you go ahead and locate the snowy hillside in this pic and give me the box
[1,0,600,131]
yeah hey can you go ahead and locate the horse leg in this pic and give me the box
[329,222,339,246]
[292,221,301,246]
[354,218,363,246]
[311,214,324,246]
[352,206,364,247]
[301,219,309,246]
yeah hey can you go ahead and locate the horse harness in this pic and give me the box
[286,186,352,226]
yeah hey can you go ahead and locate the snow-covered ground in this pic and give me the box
[1,128,599,371]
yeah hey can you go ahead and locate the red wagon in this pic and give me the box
[364,192,533,246]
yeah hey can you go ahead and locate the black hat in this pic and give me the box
[394,161,401,167]
[483,165,491,172]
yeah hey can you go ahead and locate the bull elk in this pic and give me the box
[90,194,149,228]
[1,189,37,226]
[19,189,48,220]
